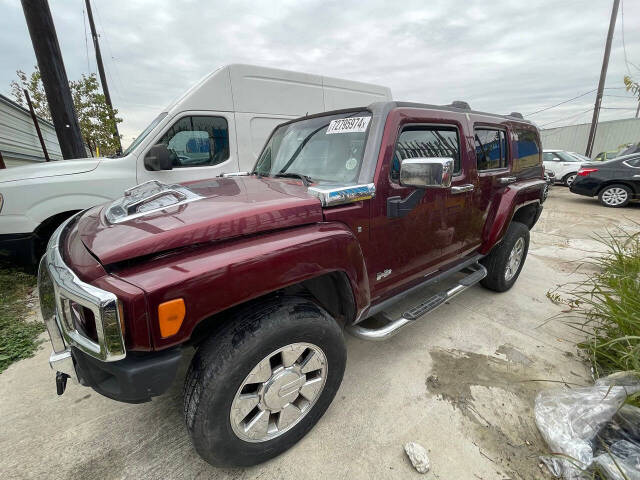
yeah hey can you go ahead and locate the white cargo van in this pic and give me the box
[0,64,391,263]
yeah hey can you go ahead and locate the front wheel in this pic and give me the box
[183,297,346,466]
[480,221,530,292]
[598,184,631,208]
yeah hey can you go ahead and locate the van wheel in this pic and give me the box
[563,173,577,186]
[480,221,529,292]
[598,184,631,208]
[183,296,346,466]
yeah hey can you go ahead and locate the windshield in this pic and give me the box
[121,112,168,156]
[254,111,372,184]
[555,151,581,162]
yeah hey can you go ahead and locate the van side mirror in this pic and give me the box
[144,144,173,171]
[399,157,453,188]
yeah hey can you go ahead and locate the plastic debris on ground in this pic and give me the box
[534,371,640,479]
[404,441,430,474]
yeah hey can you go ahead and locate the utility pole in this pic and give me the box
[24,89,51,162]
[585,0,620,158]
[85,0,122,153]
[21,0,85,159]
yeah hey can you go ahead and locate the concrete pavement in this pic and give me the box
[1,187,638,479]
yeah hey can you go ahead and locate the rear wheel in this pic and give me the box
[183,296,346,466]
[598,184,631,208]
[563,173,577,186]
[480,221,530,292]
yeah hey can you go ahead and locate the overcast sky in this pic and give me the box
[1,0,639,147]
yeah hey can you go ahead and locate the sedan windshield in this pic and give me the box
[254,111,372,184]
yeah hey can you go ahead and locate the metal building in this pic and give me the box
[0,93,62,167]
[541,117,640,158]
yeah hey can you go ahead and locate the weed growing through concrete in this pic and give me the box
[0,267,44,373]
[549,223,639,403]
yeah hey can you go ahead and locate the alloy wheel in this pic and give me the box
[601,187,628,206]
[505,237,525,281]
[230,342,327,442]
[565,174,576,186]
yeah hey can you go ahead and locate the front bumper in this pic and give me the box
[38,213,181,402]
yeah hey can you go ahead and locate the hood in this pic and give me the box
[77,176,324,265]
[0,157,101,183]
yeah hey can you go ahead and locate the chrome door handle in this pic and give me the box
[498,177,517,185]
[451,184,474,194]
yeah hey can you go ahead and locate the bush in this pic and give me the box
[556,225,639,379]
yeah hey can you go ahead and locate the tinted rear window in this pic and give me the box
[512,127,541,170]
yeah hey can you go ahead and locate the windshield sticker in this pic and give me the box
[326,116,371,135]
[345,158,357,170]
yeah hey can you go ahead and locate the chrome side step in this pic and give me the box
[347,263,487,341]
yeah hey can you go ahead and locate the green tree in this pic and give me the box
[10,67,123,156]
[624,75,640,97]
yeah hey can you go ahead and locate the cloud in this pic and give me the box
[1,0,639,146]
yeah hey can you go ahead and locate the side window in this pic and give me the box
[625,158,640,168]
[475,129,507,170]
[391,126,460,181]
[543,152,561,162]
[512,127,541,170]
[154,116,229,168]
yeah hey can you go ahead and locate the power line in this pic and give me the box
[539,108,594,128]
[525,89,596,117]
[620,0,640,73]
[82,0,91,74]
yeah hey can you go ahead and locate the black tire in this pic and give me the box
[563,172,577,187]
[183,296,346,467]
[480,221,530,292]
[598,184,632,208]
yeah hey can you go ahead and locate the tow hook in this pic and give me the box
[56,372,69,395]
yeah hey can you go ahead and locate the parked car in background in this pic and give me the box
[568,151,591,162]
[542,149,588,186]
[594,150,620,162]
[543,168,555,201]
[0,64,391,265]
[570,154,640,208]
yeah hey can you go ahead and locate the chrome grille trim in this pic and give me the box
[38,213,126,362]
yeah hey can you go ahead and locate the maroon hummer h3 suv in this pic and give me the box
[38,101,544,466]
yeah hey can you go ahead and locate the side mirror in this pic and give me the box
[144,144,173,171]
[399,157,453,188]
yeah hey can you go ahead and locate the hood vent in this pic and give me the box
[105,180,202,224]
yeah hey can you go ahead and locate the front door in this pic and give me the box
[367,119,472,301]
[137,111,239,184]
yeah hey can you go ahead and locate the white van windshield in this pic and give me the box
[121,112,168,156]
[254,111,371,184]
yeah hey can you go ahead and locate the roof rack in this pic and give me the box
[449,101,471,110]
[509,112,524,119]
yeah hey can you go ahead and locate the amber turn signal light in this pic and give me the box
[158,298,185,338]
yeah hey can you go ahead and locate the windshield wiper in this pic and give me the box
[274,172,313,186]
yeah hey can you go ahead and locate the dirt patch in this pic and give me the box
[426,348,553,479]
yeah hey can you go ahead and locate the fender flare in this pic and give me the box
[125,222,371,349]
[479,179,545,255]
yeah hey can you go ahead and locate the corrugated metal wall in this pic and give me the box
[0,93,63,166]
[541,117,640,158]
